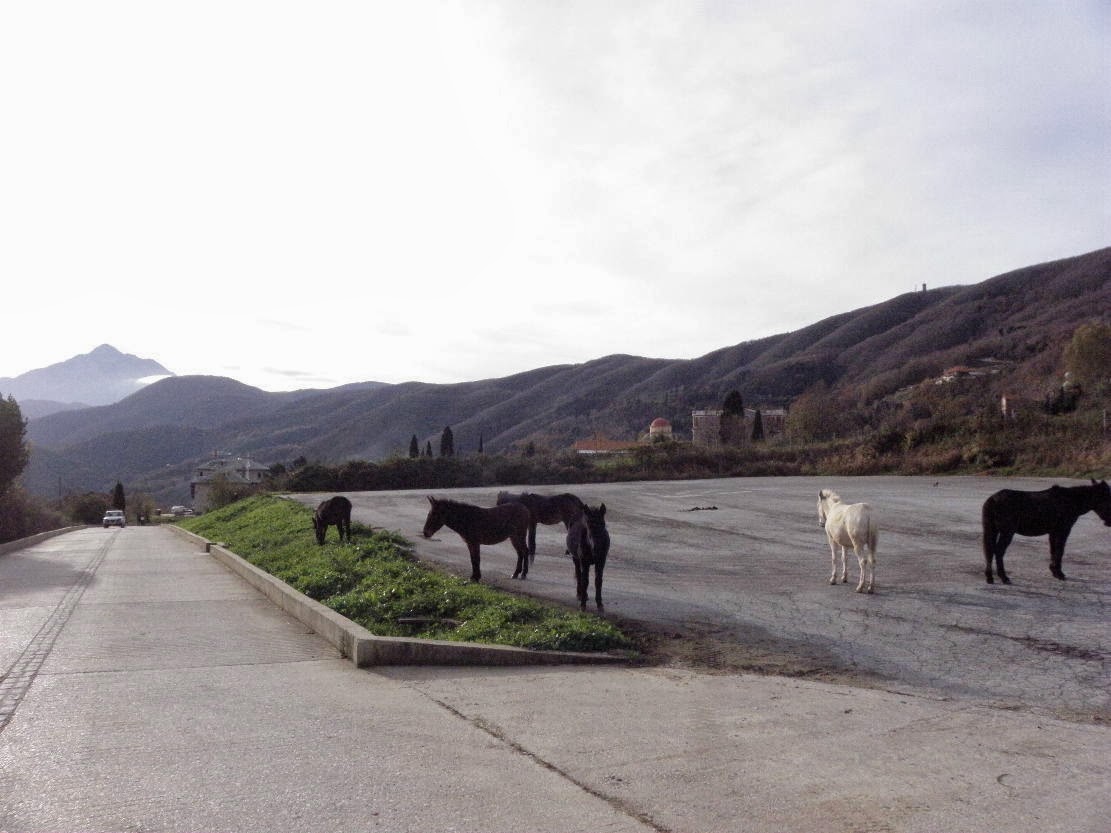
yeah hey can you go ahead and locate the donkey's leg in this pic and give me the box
[1049,527,1070,580]
[862,546,876,594]
[983,530,998,583]
[594,561,605,610]
[853,544,867,592]
[512,532,529,579]
[576,558,589,610]
[527,523,538,558]
[828,540,839,585]
[467,542,482,582]
[571,556,585,608]
[994,532,1014,585]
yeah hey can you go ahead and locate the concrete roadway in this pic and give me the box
[1,476,1108,831]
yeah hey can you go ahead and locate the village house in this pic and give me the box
[190,455,269,513]
[691,407,785,447]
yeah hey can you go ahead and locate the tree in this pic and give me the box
[408,435,420,458]
[65,492,111,525]
[424,441,433,457]
[751,409,765,442]
[439,426,455,457]
[722,390,744,416]
[207,473,250,511]
[785,381,839,442]
[111,481,126,513]
[1065,321,1111,396]
[478,432,484,455]
[0,395,29,499]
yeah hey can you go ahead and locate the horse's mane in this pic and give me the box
[819,489,842,504]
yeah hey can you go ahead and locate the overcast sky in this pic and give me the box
[2,1,1108,392]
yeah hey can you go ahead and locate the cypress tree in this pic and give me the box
[111,481,126,512]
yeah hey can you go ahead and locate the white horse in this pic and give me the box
[817,489,877,593]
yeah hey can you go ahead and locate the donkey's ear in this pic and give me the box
[427,495,435,504]
[599,503,606,515]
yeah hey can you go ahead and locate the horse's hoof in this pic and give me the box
[985,574,994,584]
[1000,575,1011,585]
[829,578,837,585]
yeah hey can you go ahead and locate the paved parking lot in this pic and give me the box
[293,475,1111,722]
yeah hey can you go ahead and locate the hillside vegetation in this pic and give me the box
[19,247,1111,504]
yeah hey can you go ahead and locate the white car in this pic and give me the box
[103,509,126,528]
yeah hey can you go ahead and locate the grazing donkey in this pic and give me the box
[313,495,352,545]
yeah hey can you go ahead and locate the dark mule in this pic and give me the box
[422,497,531,581]
[982,479,1111,583]
[496,491,585,558]
[565,503,610,610]
[313,495,352,545]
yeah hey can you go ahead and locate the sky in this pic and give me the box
[2,1,1108,392]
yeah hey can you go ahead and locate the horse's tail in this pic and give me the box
[868,521,878,556]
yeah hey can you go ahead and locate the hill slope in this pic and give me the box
[20,246,1110,503]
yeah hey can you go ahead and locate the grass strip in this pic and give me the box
[179,495,633,653]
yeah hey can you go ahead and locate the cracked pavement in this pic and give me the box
[297,475,1111,722]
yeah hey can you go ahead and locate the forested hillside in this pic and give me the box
[20,246,1111,504]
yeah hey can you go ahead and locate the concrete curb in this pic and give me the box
[0,527,84,557]
[167,525,629,668]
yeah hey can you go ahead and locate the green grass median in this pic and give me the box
[179,495,633,654]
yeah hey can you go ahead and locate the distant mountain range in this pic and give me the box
[0,344,172,417]
[15,246,1111,505]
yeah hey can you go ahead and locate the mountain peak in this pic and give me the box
[1,345,174,411]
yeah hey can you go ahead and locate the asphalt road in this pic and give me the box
[291,475,1111,722]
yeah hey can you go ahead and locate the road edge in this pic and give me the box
[167,524,629,669]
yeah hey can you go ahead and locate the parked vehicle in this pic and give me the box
[103,509,126,528]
